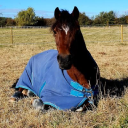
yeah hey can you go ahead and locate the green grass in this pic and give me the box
[0,27,128,128]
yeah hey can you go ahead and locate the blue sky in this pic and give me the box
[0,0,128,18]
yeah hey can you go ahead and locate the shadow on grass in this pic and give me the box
[100,77,128,97]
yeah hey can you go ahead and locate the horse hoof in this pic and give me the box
[76,107,83,112]
[9,97,18,102]
[32,99,44,110]
[9,91,24,103]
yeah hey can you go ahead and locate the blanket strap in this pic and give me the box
[70,81,93,99]
[70,81,94,106]
[70,81,92,93]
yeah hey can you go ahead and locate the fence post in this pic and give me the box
[10,27,13,44]
[121,25,123,43]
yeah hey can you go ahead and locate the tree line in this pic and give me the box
[0,7,128,27]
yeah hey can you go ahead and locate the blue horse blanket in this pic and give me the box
[16,50,98,110]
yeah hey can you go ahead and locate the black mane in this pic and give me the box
[51,9,76,31]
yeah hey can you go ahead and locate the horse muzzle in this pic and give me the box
[57,54,72,70]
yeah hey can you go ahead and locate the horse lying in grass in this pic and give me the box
[10,6,100,111]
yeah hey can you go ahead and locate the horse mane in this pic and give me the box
[51,9,75,31]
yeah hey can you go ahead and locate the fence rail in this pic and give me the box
[0,25,128,45]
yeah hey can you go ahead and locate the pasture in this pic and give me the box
[0,27,128,128]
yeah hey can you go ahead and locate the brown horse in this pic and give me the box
[52,7,100,89]
[10,7,100,111]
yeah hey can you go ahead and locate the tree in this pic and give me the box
[34,16,46,26]
[107,11,116,24]
[78,12,92,26]
[118,15,126,24]
[0,17,6,26]
[45,18,55,26]
[6,18,16,26]
[125,15,128,24]
[93,11,116,25]
[15,7,36,26]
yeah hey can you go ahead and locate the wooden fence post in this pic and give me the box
[121,25,123,43]
[10,27,13,44]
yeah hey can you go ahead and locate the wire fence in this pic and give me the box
[0,25,128,45]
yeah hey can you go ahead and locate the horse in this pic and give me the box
[10,6,100,111]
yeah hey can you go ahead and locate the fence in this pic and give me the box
[0,25,128,45]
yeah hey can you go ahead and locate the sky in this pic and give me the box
[0,0,128,19]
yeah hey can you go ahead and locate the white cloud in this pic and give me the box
[0,8,54,18]
[0,9,21,14]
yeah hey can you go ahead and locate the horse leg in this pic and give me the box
[9,88,25,102]
[9,88,35,102]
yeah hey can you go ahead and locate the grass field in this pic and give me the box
[0,26,128,44]
[0,27,128,128]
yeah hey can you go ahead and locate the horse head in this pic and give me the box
[51,6,80,70]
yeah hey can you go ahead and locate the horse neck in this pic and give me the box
[72,30,88,67]
[73,30,87,57]
[67,30,90,89]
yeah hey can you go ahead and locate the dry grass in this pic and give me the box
[0,26,128,44]
[0,27,128,128]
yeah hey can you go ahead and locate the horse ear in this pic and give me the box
[55,7,61,19]
[72,6,79,20]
